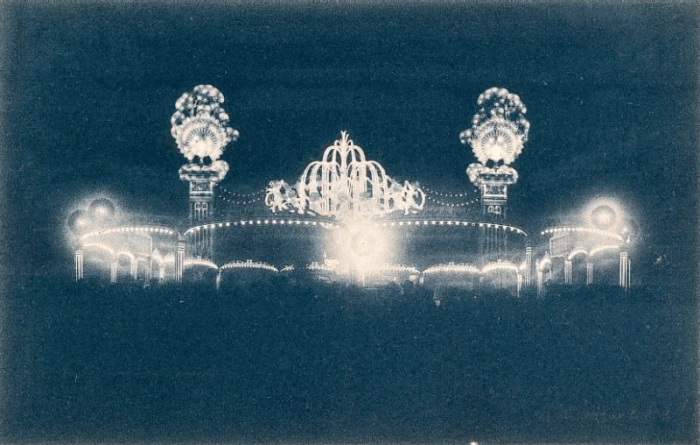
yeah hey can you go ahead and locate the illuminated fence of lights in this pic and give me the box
[424,262,520,275]
[380,219,527,236]
[79,226,180,242]
[183,258,218,270]
[377,264,421,275]
[423,263,481,275]
[219,259,278,273]
[541,226,624,243]
[481,262,520,274]
[183,218,340,236]
[307,262,336,272]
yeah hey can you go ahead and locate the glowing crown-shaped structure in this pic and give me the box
[266,132,424,219]
[461,87,529,218]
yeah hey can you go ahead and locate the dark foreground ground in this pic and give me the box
[2,276,696,443]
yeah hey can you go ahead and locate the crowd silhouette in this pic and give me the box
[3,275,694,443]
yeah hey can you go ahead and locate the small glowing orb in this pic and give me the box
[591,204,616,230]
[67,209,92,234]
[88,198,116,222]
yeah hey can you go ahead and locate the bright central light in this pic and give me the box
[351,230,377,257]
[331,219,397,281]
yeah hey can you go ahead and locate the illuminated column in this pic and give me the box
[130,258,138,279]
[536,270,544,296]
[158,265,165,283]
[216,271,222,290]
[110,261,118,283]
[586,262,594,285]
[74,249,84,281]
[517,273,523,297]
[175,236,186,283]
[525,246,533,286]
[619,251,629,289]
[564,259,572,284]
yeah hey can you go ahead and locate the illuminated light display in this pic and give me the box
[331,219,391,282]
[541,226,624,243]
[461,87,529,219]
[567,249,589,261]
[171,85,238,163]
[265,132,425,219]
[68,209,93,234]
[172,85,239,223]
[590,204,616,230]
[583,198,628,233]
[220,260,278,273]
[80,225,179,242]
[423,263,481,275]
[183,258,219,270]
[537,257,552,271]
[82,243,116,257]
[589,244,621,257]
[88,198,116,222]
[66,87,637,294]
[481,261,520,274]
[460,87,530,165]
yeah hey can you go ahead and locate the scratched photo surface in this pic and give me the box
[1,2,697,444]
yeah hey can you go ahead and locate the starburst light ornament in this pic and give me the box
[172,85,238,222]
[171,85,239,163]
[460,87,529,166]
[462,87,529,218]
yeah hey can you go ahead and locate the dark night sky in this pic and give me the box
[1,2,698,286]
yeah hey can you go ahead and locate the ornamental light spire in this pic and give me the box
[461,87,529,219]
[171,85,239,223]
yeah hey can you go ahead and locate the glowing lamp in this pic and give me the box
[590,204,617,230]
[88,198,115,222]
[68,209,92,234]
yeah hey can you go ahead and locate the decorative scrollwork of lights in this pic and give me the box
[171,85,239,184]
[265,131,425,219]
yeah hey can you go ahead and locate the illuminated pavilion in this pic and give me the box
[69,85,636,295]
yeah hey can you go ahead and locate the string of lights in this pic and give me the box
[218,194,264,206]
[218,185,266,199]
[421,185,479,198]
[426,195,480,207]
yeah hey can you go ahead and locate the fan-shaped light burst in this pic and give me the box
[171,85,238,163]
[461,87,529,166]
